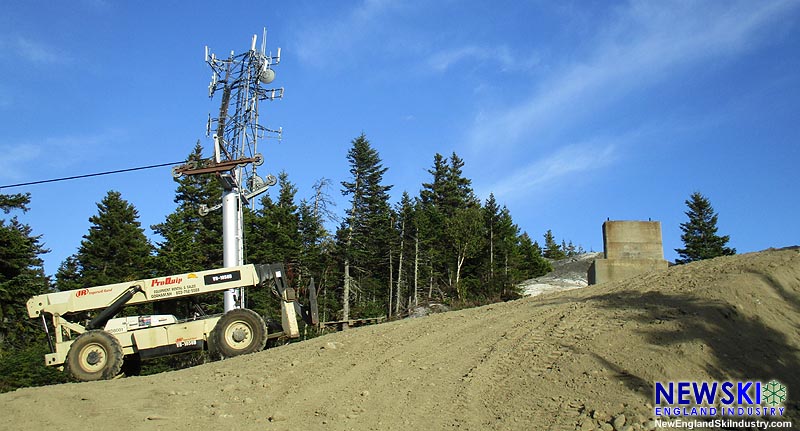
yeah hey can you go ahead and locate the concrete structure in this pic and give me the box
[588,220,669,285]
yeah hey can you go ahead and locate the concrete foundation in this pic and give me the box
[589,220,669,285]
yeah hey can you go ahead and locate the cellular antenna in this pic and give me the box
[172,29,284,312]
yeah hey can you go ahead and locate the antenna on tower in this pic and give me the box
[171,28,285,312]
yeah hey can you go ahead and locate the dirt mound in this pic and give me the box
[2,249,799,430]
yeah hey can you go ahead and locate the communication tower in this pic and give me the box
[172,29,284,311]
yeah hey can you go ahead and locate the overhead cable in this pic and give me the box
[0,161,186,190]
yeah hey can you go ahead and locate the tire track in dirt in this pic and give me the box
[2,249,799,431]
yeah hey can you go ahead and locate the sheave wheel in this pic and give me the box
[65,330,124,381]
[211,308,268,359]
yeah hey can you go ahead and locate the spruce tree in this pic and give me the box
[54,256,82,292]
[543,229,567,260]
[152,142,222,274]
[494,206,531,297]
[518,233,553,279]
[393,192,416,314]
[0,193,49,351]
[483,193,500,286]
[420,153,448,207]
[71,190,154,287]
[418,152,482,300]
[675,192,735,264]
[0,193,69,392]
[340,133,393,317]
[442,153,479,211]
[248,171,301,266]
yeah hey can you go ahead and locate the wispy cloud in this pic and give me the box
[467,0,799,152]
[478,139,618,203]
[293,0,400,67]
[0,129,129,183]
[9,36,70,65]
[427,45,539,73]
[0,144,43,182]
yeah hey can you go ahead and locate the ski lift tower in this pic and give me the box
[172,30,284,312]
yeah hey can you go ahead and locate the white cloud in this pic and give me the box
[14,37,69,65]
[0,144,43,182]
[293,0,400,67]
[467,0,799,152]
[0,129,128,183]
[478,140,618,203]
[427,45,538,74]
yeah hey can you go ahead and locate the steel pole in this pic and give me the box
[222,188,240,312]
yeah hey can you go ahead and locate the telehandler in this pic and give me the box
[26,263,317,381]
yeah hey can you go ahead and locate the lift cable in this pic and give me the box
[0,161,186,190]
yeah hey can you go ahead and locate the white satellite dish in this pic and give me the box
[259,67,275,84]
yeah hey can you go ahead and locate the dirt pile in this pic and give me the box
[2,248,798,430]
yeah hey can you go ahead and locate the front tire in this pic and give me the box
[210,308,268,359]
[65,330,124,381]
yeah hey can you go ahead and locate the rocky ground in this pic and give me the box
[2,248,798,430]
[519,252,602,297]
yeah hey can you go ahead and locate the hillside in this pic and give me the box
[1,248,798,430]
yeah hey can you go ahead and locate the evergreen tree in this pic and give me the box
[543,229,567,260]
[417,152,481,301]
[441,153,479,211]
[675,192,736,264]
[0,193,68,391]
[339,134,393,318]
[69,190,154,287]
[494,207,520,291]
[481,194,523,299]
[152,142,222,274]
[248,171,301,266]
[53,256,82,292]
[483,193,501,287]
[392,192,416,314]
[420,153,448,207]
[0,193,49,351]
[518,233,553,279]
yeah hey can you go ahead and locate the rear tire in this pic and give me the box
[65,330,124,381]
[210,308,268,359]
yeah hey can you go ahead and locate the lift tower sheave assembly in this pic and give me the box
[173,30,284,312]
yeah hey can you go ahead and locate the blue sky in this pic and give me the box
[1,1,798,277]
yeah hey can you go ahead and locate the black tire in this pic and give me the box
[210,308,268,359]
[65,330,124,381]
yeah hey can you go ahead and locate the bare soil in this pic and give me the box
[2,248,799,430]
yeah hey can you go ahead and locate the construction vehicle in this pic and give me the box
[26,263,317,381]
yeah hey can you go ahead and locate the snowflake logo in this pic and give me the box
[763,380,787,407]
